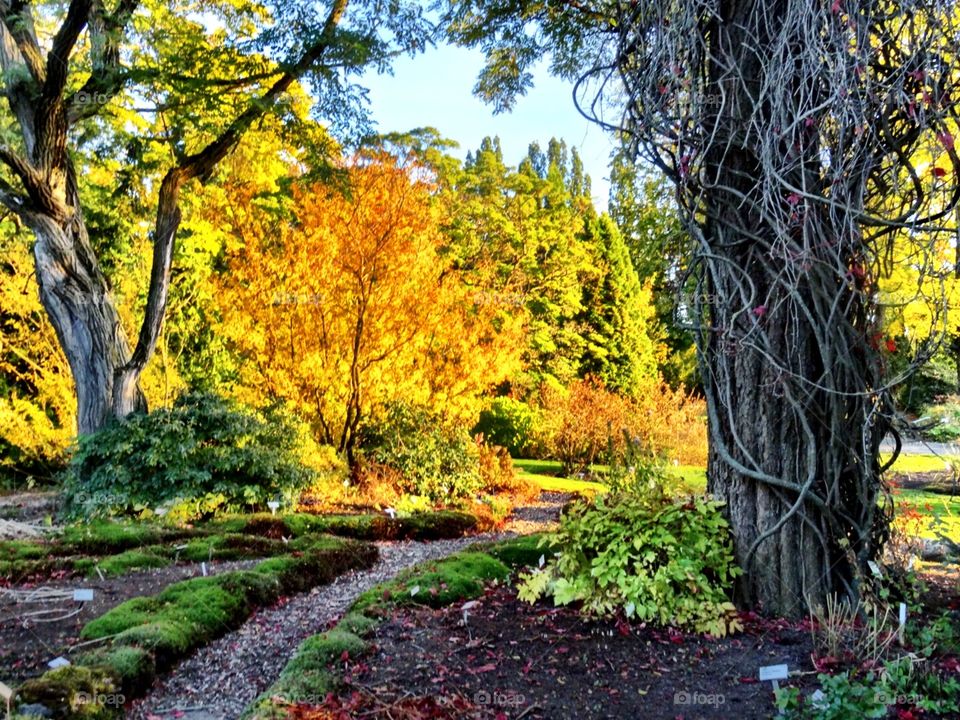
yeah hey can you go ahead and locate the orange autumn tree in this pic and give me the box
[216,153,523,462]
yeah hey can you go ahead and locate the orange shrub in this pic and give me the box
[538,377,708,475]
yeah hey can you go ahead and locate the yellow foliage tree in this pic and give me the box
[215,153,524,461]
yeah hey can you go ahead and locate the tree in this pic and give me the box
[215,154,523,462]
[577,214,660,397]
[446,0,960,615]
[0,0,430,435]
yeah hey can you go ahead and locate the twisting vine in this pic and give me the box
[568,0,960,612]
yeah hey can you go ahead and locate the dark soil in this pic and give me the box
[889,471,960,495]
[0,558,259,682]
[335,585,818,720]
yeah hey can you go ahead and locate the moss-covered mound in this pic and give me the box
[14,537,377,719]
[244,537,537,720]
[211,510,478,541]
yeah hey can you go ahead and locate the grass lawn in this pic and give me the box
[514,458,958,541]
[882,452,957,473]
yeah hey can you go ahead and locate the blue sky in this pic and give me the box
[362,43,618,208]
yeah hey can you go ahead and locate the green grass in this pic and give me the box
[882,453,957,474]
[513,458,706,495]
[895,488,960,541]
[514,457,956,541]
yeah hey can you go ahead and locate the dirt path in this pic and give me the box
[126,494,569,720]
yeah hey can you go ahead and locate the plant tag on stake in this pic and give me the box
[267,501,280,515]
[867,560,882,577]
[73,589,94,602]
[759,664,789,693]
[201,562,208,577]
[899,602,907,643]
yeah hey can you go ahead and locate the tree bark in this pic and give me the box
[697,0,889,616]
[28,212,146,434]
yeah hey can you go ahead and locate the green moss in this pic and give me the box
[15,666,121,719]
[481,533,557,568]
[210,511,477,542]
[336,612,378,637]
[254,537,377,593]
[91,550,170,578]
[0,539,47,560]
[246,630,366,717]
[177,534,286,562]
[56,520,189,555]
[353,551,510,613]
[77,646,155,695]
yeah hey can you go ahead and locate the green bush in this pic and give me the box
[473,397,539,457]
[360,402,482,502]
[919,395,960,442]
[775,656,960,718]
[518,491,742,636]
[61,392,323,521]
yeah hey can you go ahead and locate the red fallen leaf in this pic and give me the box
[897,711,918,720]
[556,646,570,654]
[787,192,801,205]
[934,166,947,177]
[752,305,767,319]
[522,660,533,674]
[341,650,350,662]
[739,676,759,684]
[831,0,842,13]
[939,131,955,151]
[886,338,897,352]
[495,713,509,720]
[472,663,497,673]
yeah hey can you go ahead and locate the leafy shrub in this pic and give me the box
[518,490,742,636]
[919,395,960,442]
[62,392,324,521]
[477,441,538,502]
[775,656,960,718]
[473,397,540,457]
[536,377,708,476]
[359,402,481,502]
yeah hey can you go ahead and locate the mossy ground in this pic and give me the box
[15,537,377,719]
[0,510,474,583]
[244,536,537,719]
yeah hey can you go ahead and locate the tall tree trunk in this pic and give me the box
[697,0,890,616]
[29,211,146,435]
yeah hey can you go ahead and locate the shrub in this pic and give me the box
[518,490,742,636]
[537,377,707,475]
[61,392,324,521]
[359,402,481,502]
[473,397,540,457]
[919,395,960,442]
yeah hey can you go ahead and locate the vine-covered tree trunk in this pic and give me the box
[698,0,889,616]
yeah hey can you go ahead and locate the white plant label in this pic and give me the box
[201,562,208,577]
[759,664,789,681]
[0,681,12,700]
[48,657,70,669]
[867,560,882,577]
[73,589,94,602]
